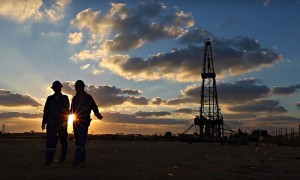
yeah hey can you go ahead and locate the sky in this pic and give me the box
[0,0,300,135]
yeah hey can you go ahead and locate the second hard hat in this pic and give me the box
[75,80,85,87]
[51,81,63,88]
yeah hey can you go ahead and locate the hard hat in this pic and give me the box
[75,80,85,87]
[51,81,63,88]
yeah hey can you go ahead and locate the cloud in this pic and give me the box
[0,112,42,120]
[69,2,282,82]
[228,99,287,114]
[297,102,300,109]
[40,31,63,38]
[146,78,271,108]
[178,28,212,45]
[151,97,165,105]
[101,36,283,82]
[174,108,194,114]
[68,32,84,45]
[127,96,149,105]
[70,1,194,61]
[264,0,271,7]
[61,82,146,108]
[218,79,270,104]
[100,47,202,82]
[80,64,90,70]
[133,111,171,117]
[217,16,237,29]
[177,78,270,105]
[0,89,42,107]
[102,112,189,125]
[270,84,300,95]
[0,0,71,22]
[255,115,300,123]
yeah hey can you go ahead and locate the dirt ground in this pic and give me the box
[0,138,300,180]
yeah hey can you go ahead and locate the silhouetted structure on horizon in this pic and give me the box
[184,39,224,137]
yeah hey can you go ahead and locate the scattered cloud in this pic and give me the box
[174,108,194,114]
[264,0,271,7]
[80,64,90,70]
[217,16,238,29]
[176,78,270,105]
[0,0,71,22]
[133,111,171,117]
[151,97,165,105]
[102,112,189,125]
[0,112,42,120]
[270,84,300,95]
[0,89,42,107]
[68,32,84,45]
[255,115,300,124]
[40,31,63,38]
[228,99,287,114]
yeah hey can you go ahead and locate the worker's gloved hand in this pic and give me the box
[41,123,46,130]
[96,113,103,120]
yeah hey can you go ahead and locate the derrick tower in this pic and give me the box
[194,39,223,137]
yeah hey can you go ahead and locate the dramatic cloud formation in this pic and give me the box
[71,1,194,52]
[0,0,71,22]
[0,89,42,107]
[69,1,283,82]
[101,37,282,82]
[61,82,146,108]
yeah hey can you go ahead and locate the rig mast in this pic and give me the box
[194,39,224,137]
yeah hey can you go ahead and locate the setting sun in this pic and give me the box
[68,114,75,124]
[67,114,75,133]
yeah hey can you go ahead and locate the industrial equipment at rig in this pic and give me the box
[184,39,224,137]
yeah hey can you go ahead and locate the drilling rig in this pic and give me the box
[184,39,224,137]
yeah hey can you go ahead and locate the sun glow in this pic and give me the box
[68,114,75,132]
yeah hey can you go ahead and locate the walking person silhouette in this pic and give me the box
[42,81,69,166]
[70,80,103,166]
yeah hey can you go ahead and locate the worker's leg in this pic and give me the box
[73,122,88,164]
[58,124,68,162]
[45,124,58,165]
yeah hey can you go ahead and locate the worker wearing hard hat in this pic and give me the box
[42,81,70,166]
[70,80,103,166]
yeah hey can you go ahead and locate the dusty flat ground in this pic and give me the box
[0,138,300,180]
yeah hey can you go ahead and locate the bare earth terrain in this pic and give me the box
[0,138,300,179]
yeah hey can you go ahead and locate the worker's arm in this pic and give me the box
[90,95,103,120]
[42,97,50,130]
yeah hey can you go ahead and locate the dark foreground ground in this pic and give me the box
[0,138,300,180]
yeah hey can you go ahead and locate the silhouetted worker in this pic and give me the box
[71,80,103,165]
[42,81,70,166]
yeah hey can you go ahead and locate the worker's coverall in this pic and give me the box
[43,94,69,163]
[71,91,100,163]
